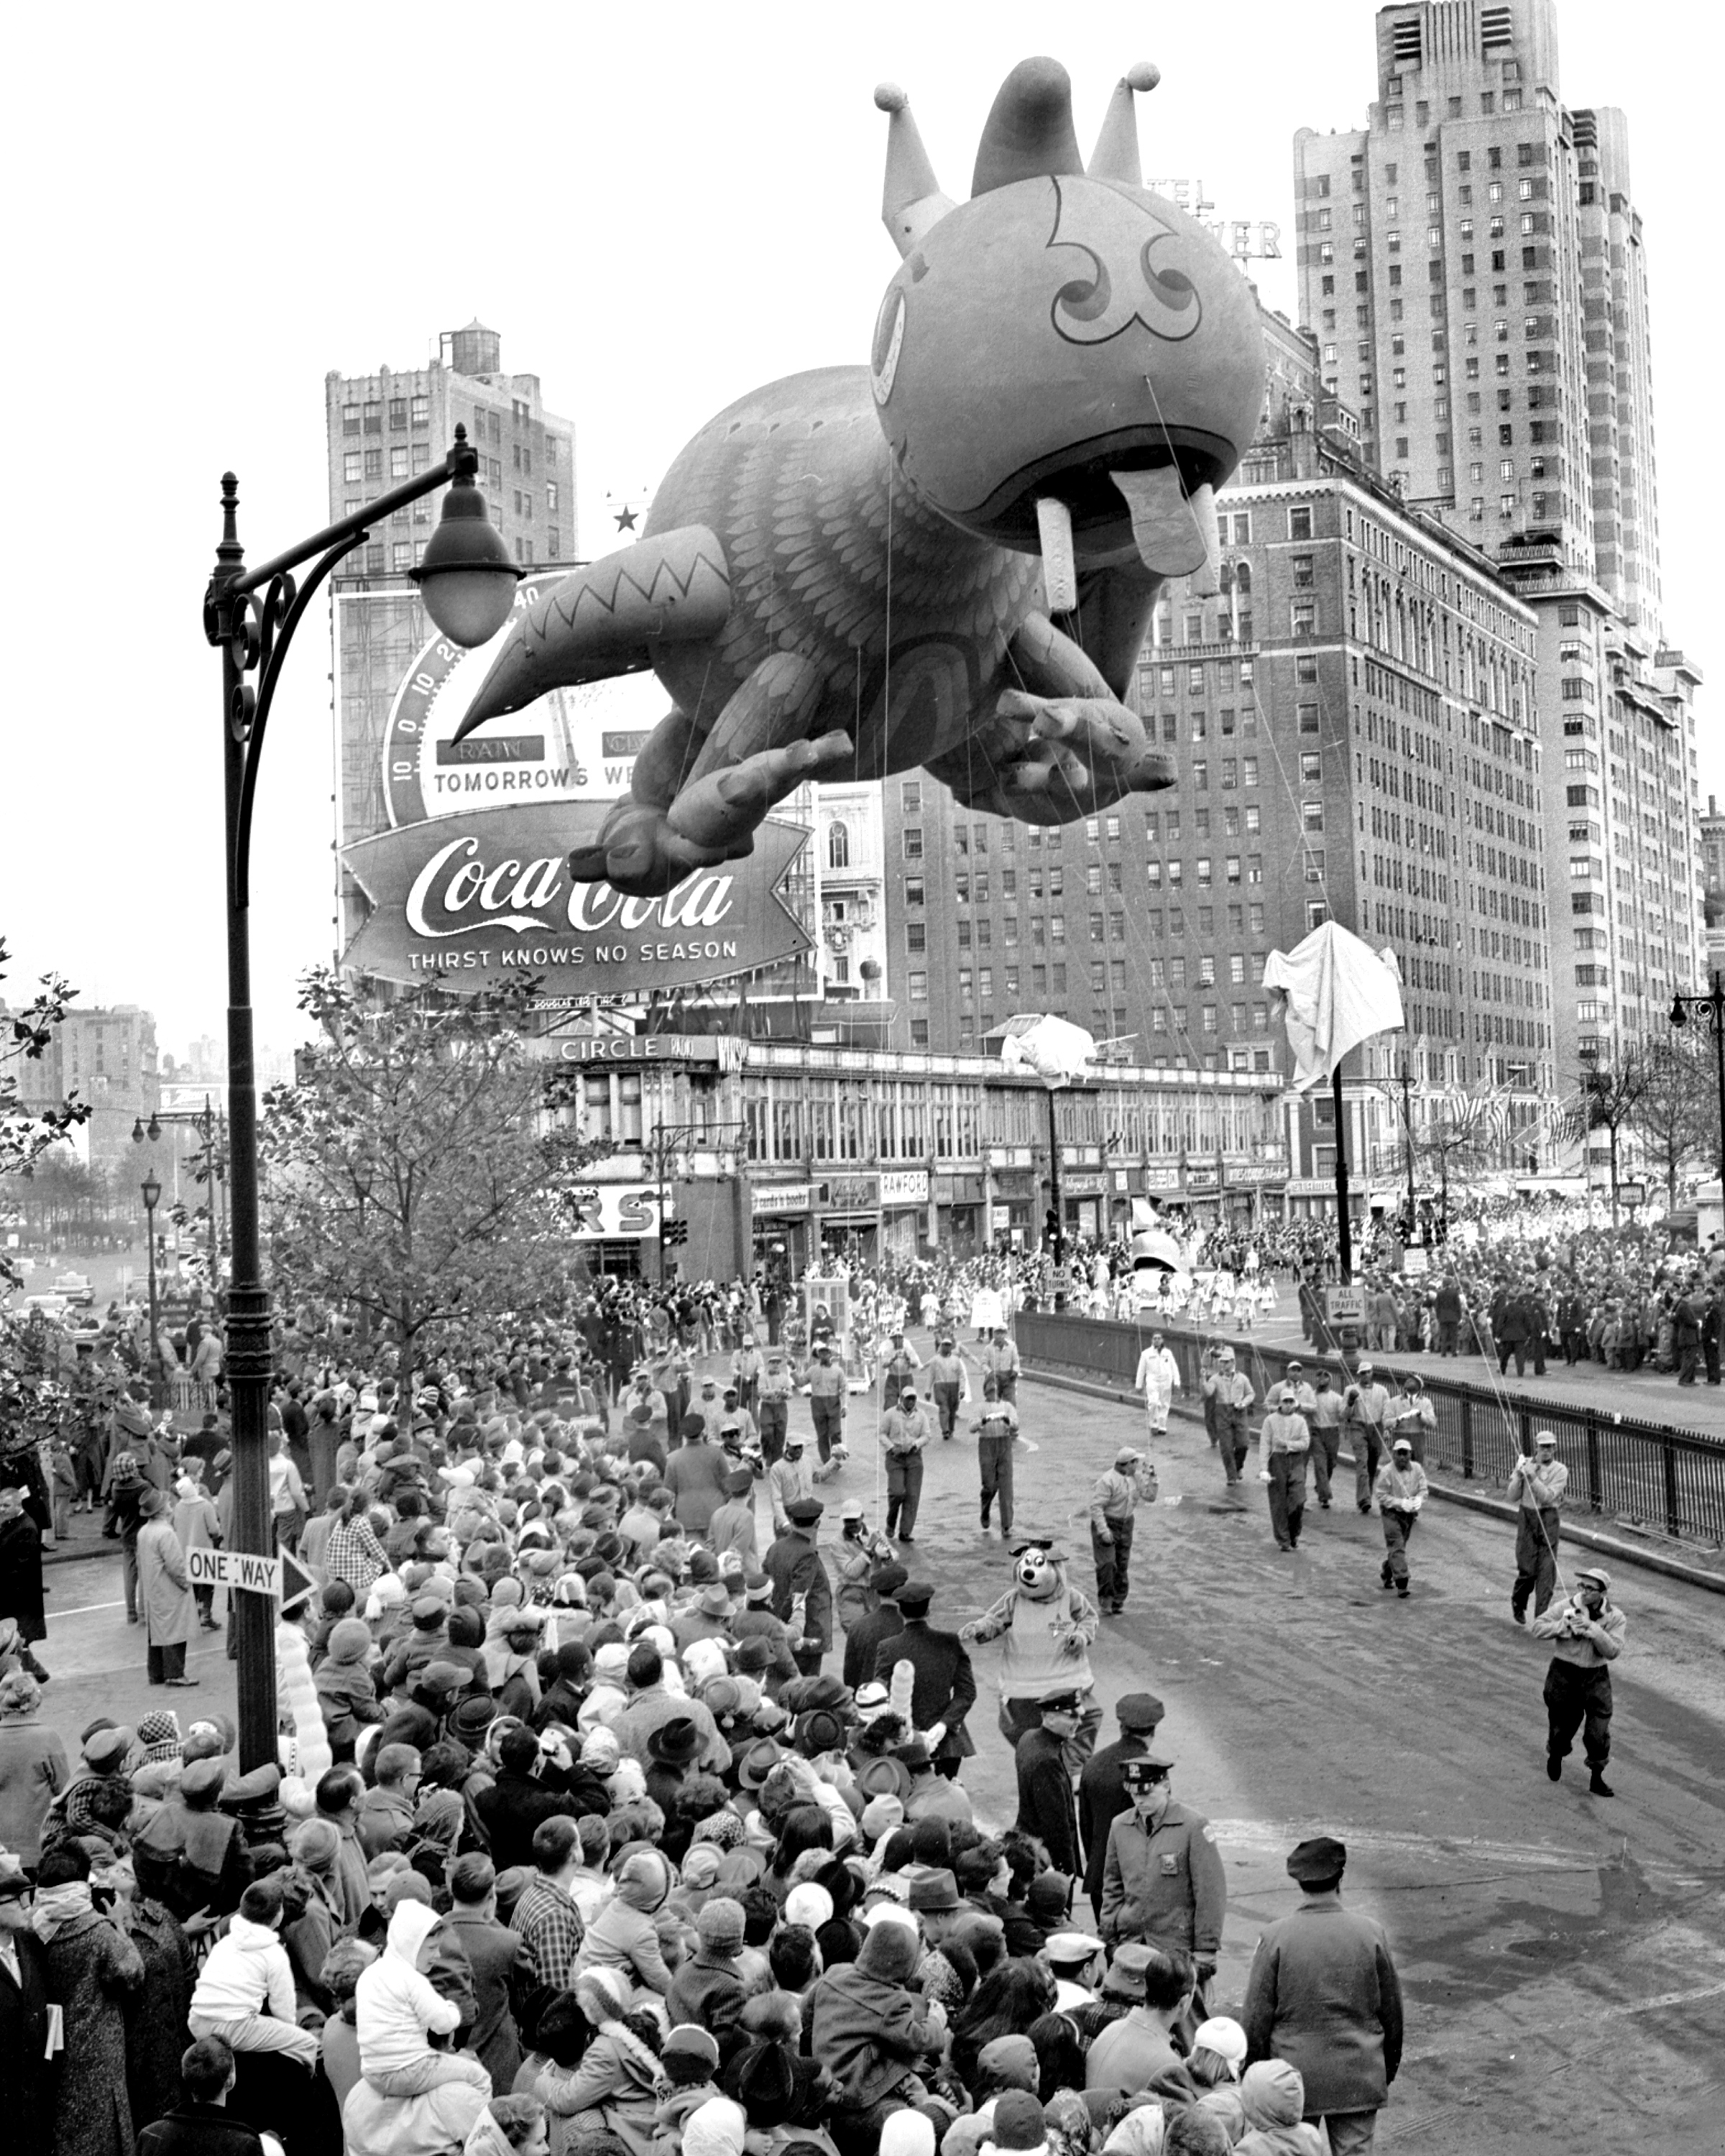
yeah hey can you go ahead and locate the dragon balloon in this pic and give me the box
[457,55,1265,895]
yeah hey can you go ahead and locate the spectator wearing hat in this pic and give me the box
[1508,1433,1568,1623]
[1532,1565,1626,1795]
[1013,1691,1084,1876]
[1084,1940,1200,2100]
[0,1672,67,1871]
[1087,1444,1159,1614]
[1372,1441,1427,1599]
[1241,1835,1402,2155]
[0,1848,58,2156]
[802,1340,847,1465]
[763,1499,834,1677]
[705,1472,759,1571]
[1256,1389,1311,1554]
[137,1488,199,1688]
[1100,1749,1226,2011]
[665,1896,750,2064]
[1078,1693,1166,1917]
[645,1713,706,1819]
[1385,1375,1435,1466]
[730,1575,801,1695]
[574,1848,676,1999]
[972,1377,1019,1537]
[872,1579,975,1780]
[673,1584,739,1658]
[612,1642,732,1775]
[1343,1365,1392,1514]
[880,1387,933,1544]
[901,1739,972,1828]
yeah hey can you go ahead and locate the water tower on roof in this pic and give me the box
[444,320,501,378]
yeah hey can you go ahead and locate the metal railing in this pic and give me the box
[1015,1312,1725,1552]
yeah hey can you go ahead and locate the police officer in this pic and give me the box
[1098,1746,1227,2012]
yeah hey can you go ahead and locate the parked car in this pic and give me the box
[52,1271,94,1307]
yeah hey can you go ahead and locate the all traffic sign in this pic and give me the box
[185,1546,316,1603]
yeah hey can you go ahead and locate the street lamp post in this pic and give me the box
[134,1096,226,1294]
[1044,1085,1066,1312]
[140,1173,162,1408]
[1668,973,1725,1188]
[203,431,519,1774]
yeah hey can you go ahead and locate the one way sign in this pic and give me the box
[185,1547,316,1603]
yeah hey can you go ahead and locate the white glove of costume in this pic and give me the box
[924,1721,947,1752]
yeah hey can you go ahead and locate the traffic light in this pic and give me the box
[662,1219,690,1248]
[1044,1208,1061,1243]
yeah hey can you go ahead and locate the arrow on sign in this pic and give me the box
[185,1546,320,1603]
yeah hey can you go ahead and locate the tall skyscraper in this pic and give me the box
[1293,0,1702,1096]
[323,321,576,575]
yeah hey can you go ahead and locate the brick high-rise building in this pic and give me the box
[1292,0,1703,1103]
[324,321,576,577]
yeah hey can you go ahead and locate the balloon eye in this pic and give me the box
[872,290,906,405]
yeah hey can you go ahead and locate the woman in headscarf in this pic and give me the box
[484,1603,547,1723]
[34,1843,144,2156]
[1232,2061,1323,2156]
[282,1817,346,2015]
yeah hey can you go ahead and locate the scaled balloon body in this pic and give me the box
[459,56,1265,896]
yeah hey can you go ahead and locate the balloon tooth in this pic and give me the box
[1036,497,1077,615]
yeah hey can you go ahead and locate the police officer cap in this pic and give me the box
[1122,1743,1174,1782]
[785,1496,824,1524]
[1116,1693,1165,1732]
[1039,1689,1083,1715]
[1286,1834,1347,1884]
[890,1578,934,1610]
[1042,1929,1105,1966]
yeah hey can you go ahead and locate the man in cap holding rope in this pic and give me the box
[1508,1431,1568,1624]
[1532,1564,1624,1795]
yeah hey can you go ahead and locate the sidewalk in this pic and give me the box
[1193,1285,1725,1442]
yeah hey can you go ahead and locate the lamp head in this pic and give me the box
[1669,995,1688,1028]
[132,1118,145,1144]
[141,1174,162,1210]
[147,1115,162,1142]
[410,426,523,648]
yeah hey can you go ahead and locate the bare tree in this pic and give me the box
[1628,1037,1713,1208]
[1578,1049,1649,1225]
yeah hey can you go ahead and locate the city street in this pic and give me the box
[24,1331,1725,2155]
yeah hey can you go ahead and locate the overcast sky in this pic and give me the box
[1,1,1708,1061]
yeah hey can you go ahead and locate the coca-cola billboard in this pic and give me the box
[340,802,811,995]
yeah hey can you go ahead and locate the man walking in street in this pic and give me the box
[1256,1386,1311,1553]
[1201,1349,1254,1496]
[973,1376,1018,1537]
[756,1345,793,1468]
[1307,1370,1342,1509]
[1385,1374,1435,1466]
[880,1385,933,1544]
[1374,1437,1427,1599]
[1508,1431,1568,1623]
[1241,1834,1404,2155]
[975,1325,1021,1407]
[1087,1445,1158,1614]
[1133,1332,1181,1439]
[803,1340,847,1464]
[1345,1363,1392,1514]
[1532,1564,1625,1795]
[928,1334,966,1440]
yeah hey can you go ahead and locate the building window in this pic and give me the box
[902,828,922,860]
[827,821,850,870]
[390,445,408,479]
[908,972,928,1000]
[344,451,362,484]
[1289,506,1312,540]
[905,922,926,954]
[341,403,360,436]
